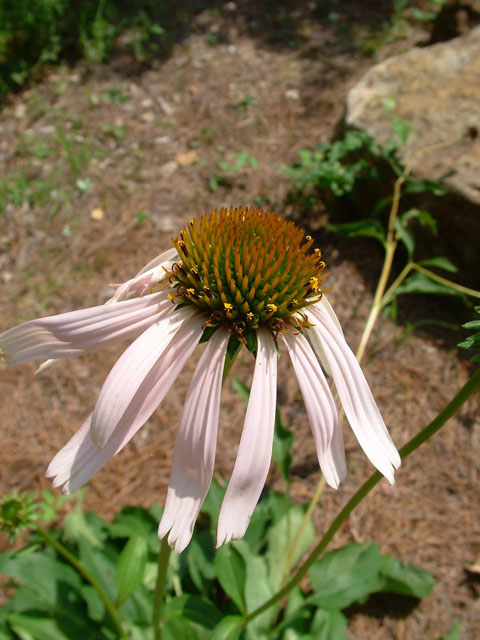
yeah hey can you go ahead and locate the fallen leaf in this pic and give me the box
[175,150,199,167]
[90,207,105,221]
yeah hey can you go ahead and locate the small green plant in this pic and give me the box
[234,95,258,119]
[284,130,386,200]
[209,152,259,191]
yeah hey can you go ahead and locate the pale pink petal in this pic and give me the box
[91,305,195,447]
[0,292,170,365]
[46,313,205,493]
[282,330,346,488]
[158,329,229,553]
[109,247,178,302]
[306,308,401,483]
[217,328,277,546]
[136,247,178,276]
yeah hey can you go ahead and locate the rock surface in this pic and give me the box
[345,26,480,206]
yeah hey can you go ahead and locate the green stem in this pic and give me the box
[281,476,326,587]
[244,367,480,625]
[411,263,480,299]
[35,524,127,639]
[380,262,413,308]
[355,175,404,364]
[153,537,172,640]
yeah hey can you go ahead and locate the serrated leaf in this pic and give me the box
[417,256,457,273]
[308,542,384,610]
[210,615,243,640]
[214,545,247,614]
[378,554,434,598]
[116,536,148,606]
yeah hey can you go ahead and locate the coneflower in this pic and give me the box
[0,207,400,552]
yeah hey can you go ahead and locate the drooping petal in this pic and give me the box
[46,312,205,493]
[216,328,277,546]
[109,247,178,302]
[0,292,170,365]
[91,305,195,447]
[306,307,401,483]
[281,330,346,488]
[136,247,178,276]
[158,328,229,553]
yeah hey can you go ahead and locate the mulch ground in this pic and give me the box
[1,3,479,638]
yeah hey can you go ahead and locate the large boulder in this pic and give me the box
[345,26,480,206]
[343,27,480,285]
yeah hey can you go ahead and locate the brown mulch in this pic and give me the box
[1,3,479,638]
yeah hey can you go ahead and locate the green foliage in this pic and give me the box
[0,0,169,100]
[458,306,480,363]
[0,485,434,639]
[284,130,385,199]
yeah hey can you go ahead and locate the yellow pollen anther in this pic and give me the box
[246,312,254,321]
[224,303,233,311]
[306,235,312,241]
[186,288,195,296]
[266,303,277,313]
[309,277,319,289]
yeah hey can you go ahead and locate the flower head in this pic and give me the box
[0,206,400,552]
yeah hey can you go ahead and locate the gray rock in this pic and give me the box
[345,26,480,206]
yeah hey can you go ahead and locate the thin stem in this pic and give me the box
[281,476,326,587]
[35,524,128,639]
[355,174,404,363]
[244,367,480,625]
[411,263,480,299]
[153,537,172,640]
[380,262,413,309]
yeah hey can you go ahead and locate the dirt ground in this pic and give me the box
[0,2,479,638]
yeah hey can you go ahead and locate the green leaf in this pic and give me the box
[210,615,244,640]
[186,530,216,595]
[395,272,463,298]
[0,552,83,603]
[7,614,70,640]
[378,554,434,598]
[78,537,117,601]
[394,217,415,258]
[392,117,412,146]
[161,616,199,640]
[417,256,457,273]
[272,408,294,486]
[116,536,148,606]
[266,504,314,593]
[442,620,461,640]
[308,542,384,610]
[329,220,386,246]
[233,540,274,635]
[214,545,247,614]
[161,594,222,630]
[310,609,349,640]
